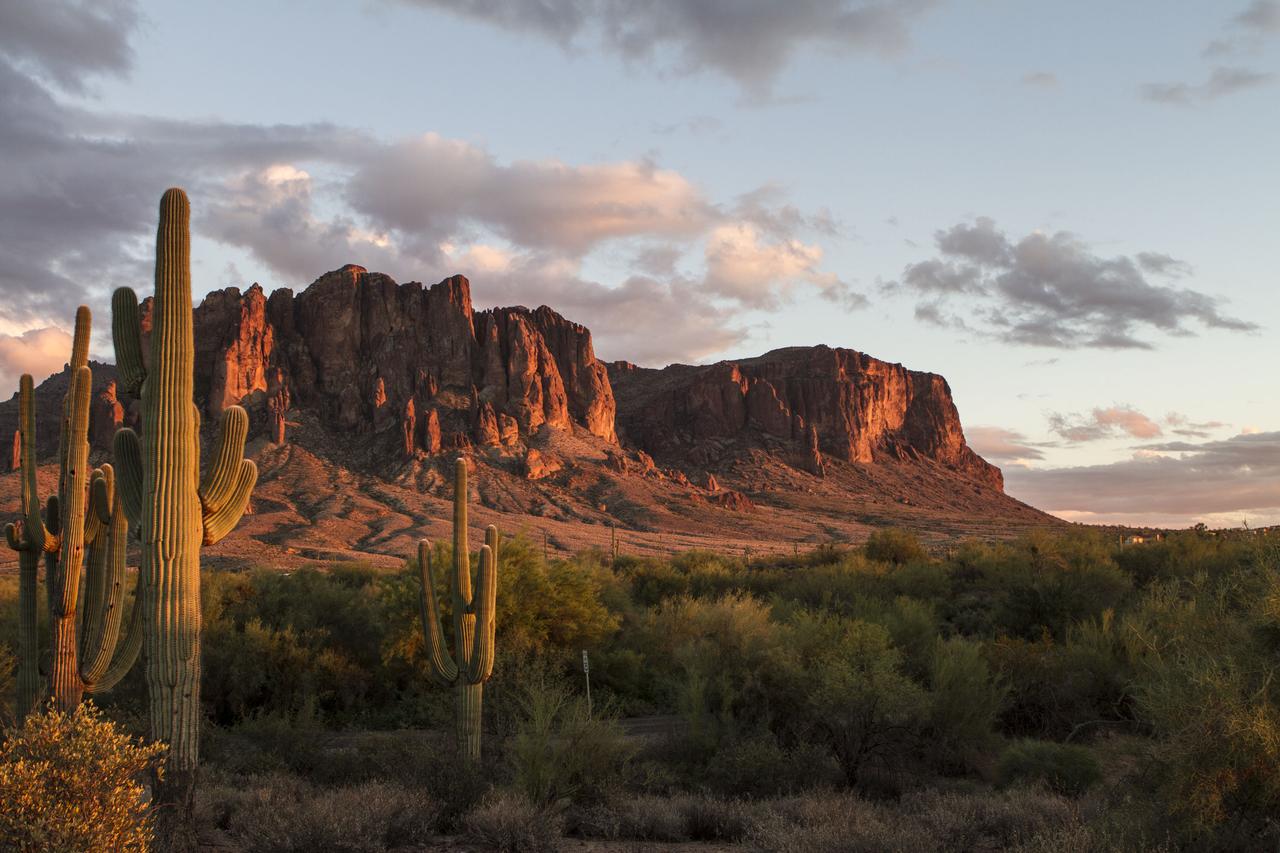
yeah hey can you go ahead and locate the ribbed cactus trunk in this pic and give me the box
[145,188,204,838]
[4,305,144,722]
[418,459,498,763]
[111,188,257,851]
[14,544,39,719]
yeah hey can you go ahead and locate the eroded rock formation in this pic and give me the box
[608,345,1002,490]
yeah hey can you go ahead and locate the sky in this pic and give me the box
[0,0,1276,528]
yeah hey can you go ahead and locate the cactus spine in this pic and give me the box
[417,458,498,761]
[3,308,143,719]
[111,188,257,838]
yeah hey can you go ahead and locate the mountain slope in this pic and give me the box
[0,266,1060,569]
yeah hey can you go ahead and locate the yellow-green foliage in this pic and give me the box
[0,703,164,852]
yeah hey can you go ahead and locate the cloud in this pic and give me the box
[1005,431,1280,526]
[1142,66,1275,104]
[0,0,137,92]
[0,2,853,366]
[393,0,939,97]
[1144,4,1278,101]
[1020,71,1058,88]
[1164,412,1229,438]
[965,426,1047,465]
[892,217,1255,349]
[1236,0,1280,33]
[441,244,748,365]
[0,326,74,396]
[1048,406,1163,442]
[346,133,715,256]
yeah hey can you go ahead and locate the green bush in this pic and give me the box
[927,637,1005,770]
[509,677,633,806]
[865,529,929,566]
[995,739,1102,796]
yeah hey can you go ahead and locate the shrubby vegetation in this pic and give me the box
[2,526,1277,849]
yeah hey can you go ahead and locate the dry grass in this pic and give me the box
[197,771,438,852]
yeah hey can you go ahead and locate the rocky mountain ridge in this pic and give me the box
[0,266,1057,565]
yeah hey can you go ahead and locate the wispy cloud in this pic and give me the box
[1143,2,1278,103]
[965,425,1048,466]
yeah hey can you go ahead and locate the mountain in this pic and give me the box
[0,266,1059,568]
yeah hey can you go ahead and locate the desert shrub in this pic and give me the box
[462,791,564,852]
[1130,571,1280,840]
[509,677,633,806]
[865,528,928,566]
[703,733,839,797]
[903,787,1079,850]
[0,703,164,853]
[215,773,438,852]
[927,637,1005,770]
[751,792,936,853]
[640,593,780,745]
[995,740,1102,796]
[768,612,924,787]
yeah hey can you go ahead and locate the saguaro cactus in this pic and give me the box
[3,308,143,719]
[417,458,498,761]
[111,188,257,839]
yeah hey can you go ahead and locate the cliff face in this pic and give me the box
[0,266,1002,494]
[185,265,617,452]
[608,346,1003,491]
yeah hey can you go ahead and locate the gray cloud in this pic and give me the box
[392,0,938,97]
[1237,0,1280,33]
[1020,71,1058,88]
[0,0,137,92]
[1163,412,1229,439]
[1144,3,1278,102]
[1005,431,1280,524]
[1048,406,1163,442]
[894,217,1255,349]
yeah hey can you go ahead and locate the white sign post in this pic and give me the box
[582,650,592,717]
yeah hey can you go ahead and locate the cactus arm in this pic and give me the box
[201,459,257,545]
[83,468,107,544]
[112,287,147,395]
[69,306,91,371]
[199,406,249,514]
[113,428,144,528]
[78,473,109,664]
[80,474,131,688]
[49,365,92,621]
[466,541,497,683]
[17,375,47,552]
[417,540,459,685]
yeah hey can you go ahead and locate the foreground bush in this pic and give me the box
[996,739,1102,797]
[0,703,164,853]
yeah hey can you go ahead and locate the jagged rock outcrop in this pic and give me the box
[607,346,1002,490]
[90,380,124,450]
[185,266,618,455]
[0,269,1003,502]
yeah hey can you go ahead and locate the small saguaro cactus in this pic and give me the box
[3,308,143,719]
[417,458,498,761]
[111,187,258,838]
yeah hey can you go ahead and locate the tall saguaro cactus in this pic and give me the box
[417,458,499,761]
[3,308,143,719]
[111,188,257,840]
